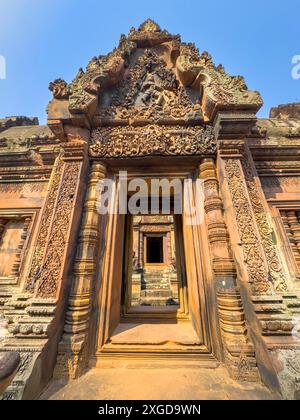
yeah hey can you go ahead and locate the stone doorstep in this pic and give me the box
[107,322,203,349]
[39,365,279,400]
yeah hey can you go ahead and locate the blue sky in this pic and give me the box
[0,0,299,124]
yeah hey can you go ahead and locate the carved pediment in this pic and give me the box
[94,49,203,126]
[47,19,263,141]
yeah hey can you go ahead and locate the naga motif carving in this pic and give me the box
[90,125,216,158]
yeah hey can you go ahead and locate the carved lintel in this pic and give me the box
[90,125,216,159]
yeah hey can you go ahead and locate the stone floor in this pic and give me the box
[40,365,280,400]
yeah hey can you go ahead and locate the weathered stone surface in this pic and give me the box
[0,125,54,141]
[0,116,38,133]
[270,102,300,119]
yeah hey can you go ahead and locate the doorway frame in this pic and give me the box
[122,213,188,318]
[91,163,221,363]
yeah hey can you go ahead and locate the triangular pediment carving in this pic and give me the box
[94,49,203,126]
[47,19,263,141]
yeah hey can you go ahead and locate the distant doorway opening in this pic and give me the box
[147,236,164,264]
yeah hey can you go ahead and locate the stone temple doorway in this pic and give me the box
[124,215,185,312]
[91,167,220,367]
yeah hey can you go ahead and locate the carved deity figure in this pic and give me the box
[138,73,176,108]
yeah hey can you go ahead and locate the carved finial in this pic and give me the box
[49,79,71,100]
[138,19,161,33]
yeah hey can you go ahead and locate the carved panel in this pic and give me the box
[25,158,64,293]
[225,159,271,294]
[36,162,81,298]
[90,125,216,158]
[242,152,288,293]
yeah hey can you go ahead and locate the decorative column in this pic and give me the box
[199,158,259,382]
[54,163,107,379]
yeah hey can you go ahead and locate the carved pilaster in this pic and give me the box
[200,159,236,280]
[54,163,107,379]
[241,146,289,294]
[223,156,272,295]
[199,158,259,382]
[1,141,88,400]
[24,155,65,293]
[35,160,81,298]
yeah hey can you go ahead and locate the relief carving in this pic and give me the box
[0,183,47,195]
[225,159,271,294]
[25,157,64,293]
[241,151,288,293]
[276,350,300,400]
[36,162,80,298]
[90,125,216,158]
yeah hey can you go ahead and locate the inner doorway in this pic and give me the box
[94,173,216,365]
[147,236,164,264]
[123,215,186,314]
